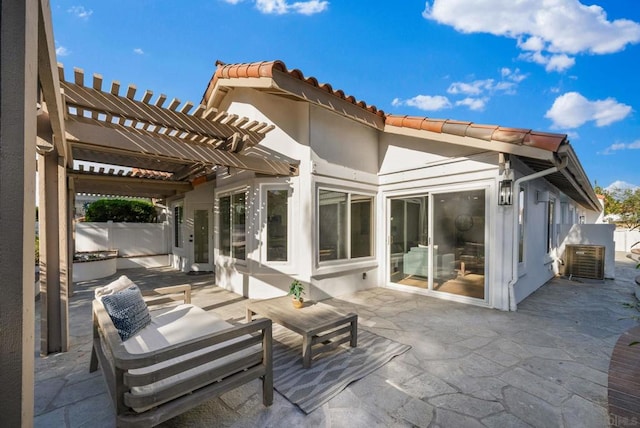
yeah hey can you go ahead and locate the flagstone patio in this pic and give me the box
[34,253,639,427]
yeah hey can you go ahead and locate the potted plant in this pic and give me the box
[288,280,305,309]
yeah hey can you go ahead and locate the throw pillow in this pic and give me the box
[95,275,135,300]
[101,285,151,341]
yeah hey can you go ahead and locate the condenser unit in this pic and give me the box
[564,245,605,280]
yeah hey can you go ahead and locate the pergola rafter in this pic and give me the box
[59,64,293,184]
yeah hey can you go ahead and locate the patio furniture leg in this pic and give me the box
[89,345,98,372]
[302,334,312,368]
[350,316,358,348]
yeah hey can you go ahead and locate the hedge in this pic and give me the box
[84,199,157,223]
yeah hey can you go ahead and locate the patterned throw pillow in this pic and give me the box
[101,285,151,341]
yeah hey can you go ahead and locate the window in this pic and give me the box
[266,190,288,262]
[173,202,184,248]
[518,187,525,263]
[318,189,373,262]
[219,191,246,260]
[547,198,555,253]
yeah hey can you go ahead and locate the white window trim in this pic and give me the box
[316,186,376,270]
[518,184,527,274]
[171,199,185,252]
[216,186,249,265]
[260,184,292,266]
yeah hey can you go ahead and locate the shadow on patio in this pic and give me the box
[35,254,640,427]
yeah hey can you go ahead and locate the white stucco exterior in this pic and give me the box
[167,74,607,311]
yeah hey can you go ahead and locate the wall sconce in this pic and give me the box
[498,179,513,205]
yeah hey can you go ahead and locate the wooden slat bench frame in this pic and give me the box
[90,285,273,427]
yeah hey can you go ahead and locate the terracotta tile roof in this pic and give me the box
[203,60,385,118]
[204,60,567,153]
[385,115,567,152]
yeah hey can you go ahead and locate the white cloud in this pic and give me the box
[423,0,640,72]
[393,95,452,111]
[501,67,527,83]
[68,5,93,19]
[248,0,328,15]
[545,91,632,129]
[222,0,244,4]
[455,97,487,111]
[396,66,526,113]
[290,0,328,15]
[519,51,575,72]
[56,46,70,57]
[600,140,640,155]
[605,180,639,192]
[448,79,494,96]
[133,48,144,55]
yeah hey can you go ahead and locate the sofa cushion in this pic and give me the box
[101,285,151,341]
[124,304,261,413]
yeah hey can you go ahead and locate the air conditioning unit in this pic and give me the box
[564,245,605,280]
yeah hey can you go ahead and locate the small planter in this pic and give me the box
[292,298,304,309]
[73,250,118,282]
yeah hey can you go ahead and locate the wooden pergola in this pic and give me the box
[38,66,299,356]
[0,2,297,424]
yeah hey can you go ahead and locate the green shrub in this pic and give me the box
[35,235,39,265]
[84,199,157,223]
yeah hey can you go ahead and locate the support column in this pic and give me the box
[68,177,76,296]
[38,148,69,354]
[0,0,38,425]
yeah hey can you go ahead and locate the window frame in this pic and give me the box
[217,187,248,263]
[518,185,526,265]
[316,186,375,266]
[261,185,292,264]
[547,197,556,253]
[172,200,184,249]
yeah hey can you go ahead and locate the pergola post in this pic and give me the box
[68,177,76,296]
[0,0,38,424]
[38,148,69,354]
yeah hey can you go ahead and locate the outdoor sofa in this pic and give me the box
[90,275,273,427]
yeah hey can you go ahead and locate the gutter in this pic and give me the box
[507,155,569,311]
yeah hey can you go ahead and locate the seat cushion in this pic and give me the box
[101,285,151,341]
[123,304,261,413]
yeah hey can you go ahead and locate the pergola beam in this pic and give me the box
[37,0,70,163]
[60,79,270,147]
[66,116,298,176]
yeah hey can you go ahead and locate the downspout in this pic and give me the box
[507,155,568,311]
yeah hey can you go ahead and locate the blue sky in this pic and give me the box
[52,0,640,190]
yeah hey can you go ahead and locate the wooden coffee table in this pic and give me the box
[246,296,358,368]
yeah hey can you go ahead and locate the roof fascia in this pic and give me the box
[384,124,556,162]
[557,145,601,211]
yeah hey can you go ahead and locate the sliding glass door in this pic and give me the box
[388,189,486,300]
[432,189,485,299]
[389,196,429,288]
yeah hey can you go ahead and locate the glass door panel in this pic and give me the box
[191,203,213,271]
[432,189,485,299]
[389,195,430,288]
[194,209,209,264]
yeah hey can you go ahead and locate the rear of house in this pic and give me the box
[167,60,604,311]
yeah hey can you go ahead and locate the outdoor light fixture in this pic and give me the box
[498,179,513,205]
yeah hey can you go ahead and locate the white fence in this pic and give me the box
[75,222,169,256]
[614,229,640,252]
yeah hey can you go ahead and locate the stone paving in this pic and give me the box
[34,254,640,427]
